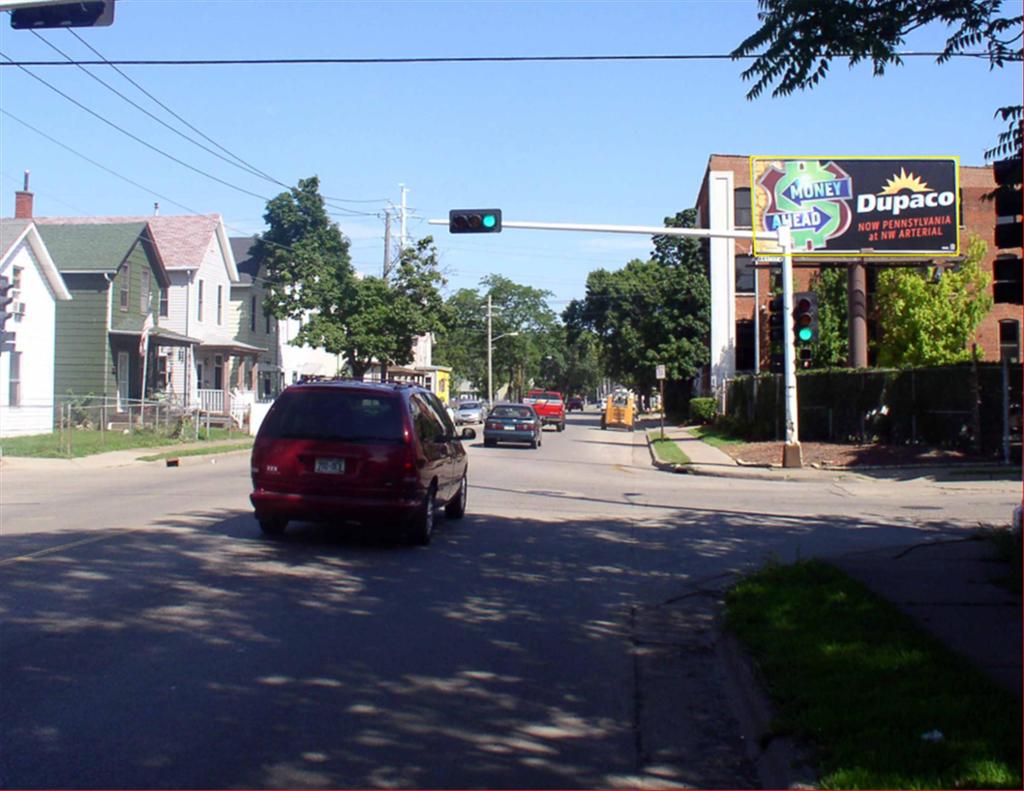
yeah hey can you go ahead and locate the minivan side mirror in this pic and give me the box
[461,427,477,440]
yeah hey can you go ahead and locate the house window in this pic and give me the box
[735,255,756,294]
[734,188,752,228]
[735,320,755,372]
[157,353,169,390]
[8,351,21,406]
[265,307,271,334]
[11,266,23,291]
[993,256,1022,304]
[197,279,204,321]
[120,264,130,311]
[999,320,1020,364]
[140,270,151,313]
[159,288,169,318]
[216,285,223,325]
[250,296,256,332]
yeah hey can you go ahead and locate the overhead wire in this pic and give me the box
[6,30,390,216]
[0,51,996,67]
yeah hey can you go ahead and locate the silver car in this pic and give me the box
[455,400,485,424]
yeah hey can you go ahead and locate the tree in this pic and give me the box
[808,266,850,367]
[875,235,993,366]
[566,209,710,413]
[733,1,1022,159]
[432,275,560,400]
[257,175,354,336]
[258,177,446,379]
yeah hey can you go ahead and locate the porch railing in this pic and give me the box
[197,389,225,414]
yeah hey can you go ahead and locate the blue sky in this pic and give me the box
[1,0,1020,311]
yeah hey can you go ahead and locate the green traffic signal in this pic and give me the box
[798,326,814,342]
[449,209,502,234]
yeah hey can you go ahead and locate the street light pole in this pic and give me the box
[486,295,519,407]
[487,294,493,407]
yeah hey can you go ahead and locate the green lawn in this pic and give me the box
[648,433,691,465]
[137,441,253,462]
[689,424,746,448]
[726,560,1022,789]
[1,427,251,458]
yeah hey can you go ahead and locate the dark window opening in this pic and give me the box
[999,319,1020,364]
[734,188,752,228]
[735,255,755,294]
[993,256,1022,304]
[735,320,755,372]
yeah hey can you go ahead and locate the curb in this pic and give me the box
[717,630,818,789]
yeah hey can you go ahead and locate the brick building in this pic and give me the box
[694,154,1022,395]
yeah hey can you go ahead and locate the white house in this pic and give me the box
[0,218,72,437]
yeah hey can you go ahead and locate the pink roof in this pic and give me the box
[36,214,225,271]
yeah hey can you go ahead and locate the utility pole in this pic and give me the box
[399,184,409,252]
[382,209,392,279]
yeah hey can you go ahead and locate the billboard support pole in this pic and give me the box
[848,255,869,368]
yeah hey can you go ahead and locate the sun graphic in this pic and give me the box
[879,168,931,194]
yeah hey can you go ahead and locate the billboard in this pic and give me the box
[750,157,960,256]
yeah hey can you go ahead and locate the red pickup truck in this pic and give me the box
[523,390,566,432]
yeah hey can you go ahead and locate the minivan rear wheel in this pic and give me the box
[259,517,288,537]
[409,485,436,545]
[445,474,467,519]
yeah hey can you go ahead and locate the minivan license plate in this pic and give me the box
[315,458,345,474]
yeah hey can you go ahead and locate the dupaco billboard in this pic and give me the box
[750,157,960,256]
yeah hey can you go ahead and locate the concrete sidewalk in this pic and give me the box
[0,438,253,471]
[830,537,1022,696]
[644,423,1023,698]
[645,423,835,481]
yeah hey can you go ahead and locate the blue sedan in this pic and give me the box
[483,404,543,449]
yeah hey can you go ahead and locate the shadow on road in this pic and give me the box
[0,501,970,789]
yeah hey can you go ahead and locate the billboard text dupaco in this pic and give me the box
[750,157,960,256]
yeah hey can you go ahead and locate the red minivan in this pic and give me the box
[250,380,476,544]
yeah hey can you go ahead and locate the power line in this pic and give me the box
[31,30,284,186]
[64,27,285,187]
[1,52,274,201]
[0,51,995,67]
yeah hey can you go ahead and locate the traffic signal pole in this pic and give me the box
[431,215,804,466]
[778,227,801,466]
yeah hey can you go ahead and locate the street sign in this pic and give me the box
[655,364,666,380]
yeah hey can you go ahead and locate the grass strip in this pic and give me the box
[726,559,1022,789]
[137,441,253,462]
[648,434,690,465]
[1,427,250,458]
[690,424,745,447]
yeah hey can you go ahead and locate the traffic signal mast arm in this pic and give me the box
[430,215,802,463]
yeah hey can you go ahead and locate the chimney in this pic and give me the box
[153,202,160,216]
[14,170,33,219]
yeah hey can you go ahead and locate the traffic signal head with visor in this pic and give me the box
[793,291,819,345]
[0,276,13,333]
[449,209,502,234]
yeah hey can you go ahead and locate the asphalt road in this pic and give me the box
[0,410,1017,788]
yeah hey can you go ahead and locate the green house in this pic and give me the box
[36,222,173,409]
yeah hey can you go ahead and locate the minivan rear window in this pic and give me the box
[259,390,405,442]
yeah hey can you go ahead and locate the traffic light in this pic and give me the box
[767,295,784,342]
[793,291,818,369]
[993,157,1022,249]
[793,292,819,344]
[10,1,115,28]
[0,276,14,333]
[449,209,502,234]
[767,295,785,372]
